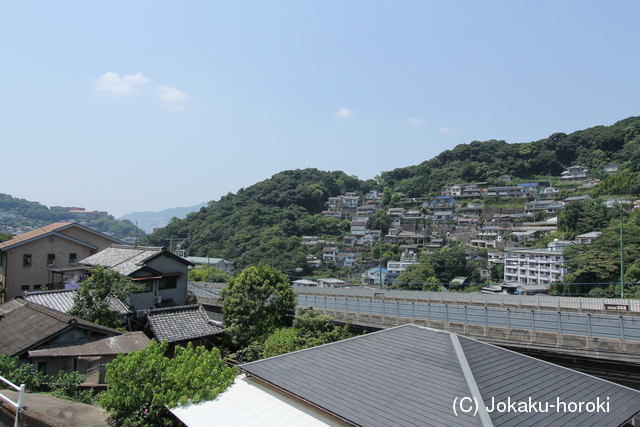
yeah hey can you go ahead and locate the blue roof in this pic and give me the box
[517,183,538,187]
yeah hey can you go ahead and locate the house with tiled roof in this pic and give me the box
[0,222,122,301]
[80,244,194,312]
[0,298,130,376]
[147,304,224,348]
[171,324,640,426]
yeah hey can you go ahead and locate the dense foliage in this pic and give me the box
[143,169,374,271]
[262,307,353,359]
[220,265,297,352]
[0,354,94,403]
[69,266,142,328]
[380,116,640,197]
[101,340,236,427]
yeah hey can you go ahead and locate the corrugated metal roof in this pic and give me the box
[239,324,640,427]
[28,332,150,357]
[147,305,224,343]
[22,289,131,315]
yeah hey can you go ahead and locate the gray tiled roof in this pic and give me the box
[22,289,131,315]
[80,245,166,276]
[240,324,640,427]
[0,299,121,357]
[147,305,224,343]
[28,332,150,357]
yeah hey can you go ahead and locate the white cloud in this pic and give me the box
[93,72,151,95]
[335,108,354,119]
[92,72,187,110]
[409,117,423,125]
[438,127,455,134]
[157,85,187,110]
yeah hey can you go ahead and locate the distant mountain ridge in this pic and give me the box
[119,203,207,234]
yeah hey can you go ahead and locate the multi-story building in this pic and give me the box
[385,260,417,286]
[0,222,122,301]
[560,165,589,182]
[503,240,574,286]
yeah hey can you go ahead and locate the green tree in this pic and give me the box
[367,210,392,235]
[262,307,352,359]
[220,265,297,349]
[188,265,229,283]
[101,340,236,427]
[69,265,142,328]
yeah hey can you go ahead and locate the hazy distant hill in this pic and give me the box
[119,203,207,234]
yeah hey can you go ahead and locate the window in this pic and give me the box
[134,280,154,293]
[23,254,32,267]
[158,276,178,290]
[21,285,30,291]
[69,253,77,266]
[33,284,42,290]
[47,254,56,266]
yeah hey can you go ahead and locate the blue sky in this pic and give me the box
[2,1,639,218]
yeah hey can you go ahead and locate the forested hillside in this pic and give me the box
[143,116,640,273]
[380,116,640,196]
[144,169,376,272]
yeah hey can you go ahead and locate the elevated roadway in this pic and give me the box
[191,282,640,365]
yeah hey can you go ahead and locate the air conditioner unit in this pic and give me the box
[154,296,162,304]
[136,309,147,318]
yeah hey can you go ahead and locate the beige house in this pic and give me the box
[0,222,122,301]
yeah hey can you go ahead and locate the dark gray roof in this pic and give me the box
[240,324,640,427]
[22,289,131,315]
[147,305,224,343]
[0,299,121,357]
[80,244,194,277]
[28,332,150,357]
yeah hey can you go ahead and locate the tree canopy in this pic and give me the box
[69,265,142,328]
[101,340,236,427]
[220,265,297,351]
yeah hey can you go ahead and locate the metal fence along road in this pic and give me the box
[296,293,640,343]
[293,285,640,312]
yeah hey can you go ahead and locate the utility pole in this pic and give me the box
[379,234,383,289]
[620,204,625,298]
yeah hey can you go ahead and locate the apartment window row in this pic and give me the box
[23,253,78,268]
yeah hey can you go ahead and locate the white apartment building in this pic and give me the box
[386,260,417,285]
[503,240,573,285]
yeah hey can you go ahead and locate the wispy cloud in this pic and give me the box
[335,108,354,119]
[93,72,151,95]
[409,117,423,125]
[92,72,187,110]
[157,85,187,110]
[438,127,455,134]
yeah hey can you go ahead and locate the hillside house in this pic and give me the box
[387,208,404,226]
[575,231,602,244]
[386,260,417,285]
[350,216,368,235]
[0,222,122,301]
[486,186,528,198]
[184,256,235,275]
[560,165,588,182]
[433,211,455,223]
[524,200,565,215]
